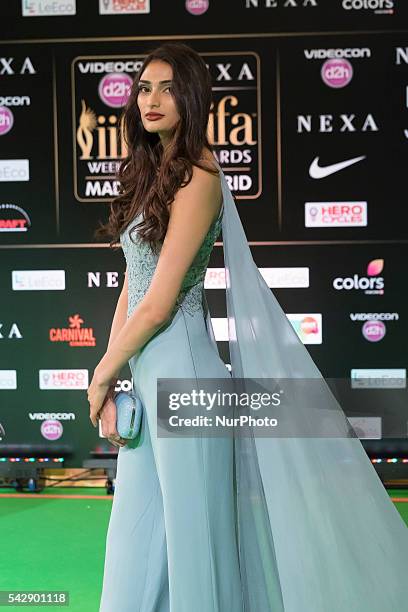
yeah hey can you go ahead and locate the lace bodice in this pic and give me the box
[120,204,223,320]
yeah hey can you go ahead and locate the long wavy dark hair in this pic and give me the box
[93,42,217,254]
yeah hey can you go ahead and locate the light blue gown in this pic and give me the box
[99,190,245,612]
[99,160,408,611]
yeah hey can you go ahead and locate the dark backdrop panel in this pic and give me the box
[0,1,407,465]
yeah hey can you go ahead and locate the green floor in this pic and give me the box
[0,487,407,611]
[0,488,111,611]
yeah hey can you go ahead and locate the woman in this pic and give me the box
[88,43,408,611]
[90,43,242,612]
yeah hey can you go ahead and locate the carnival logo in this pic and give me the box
[49,314,96,347]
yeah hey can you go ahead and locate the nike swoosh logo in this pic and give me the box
[309,155,366,179]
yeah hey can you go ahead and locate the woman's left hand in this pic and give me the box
[88,368,117,427]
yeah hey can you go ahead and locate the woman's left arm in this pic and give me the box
[88,164,221,425]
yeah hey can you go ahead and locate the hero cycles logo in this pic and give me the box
[49,314,96,347]
[333,259,384,295]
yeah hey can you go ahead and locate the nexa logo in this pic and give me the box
[87,272,122,288]
[0,57,36,75]
[0,323,22,339]
[211,63,255,81]
[245,0,318,7]
[395,48,408,65]
[298,114,379,133]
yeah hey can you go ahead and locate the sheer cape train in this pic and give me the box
[203,160,408,611]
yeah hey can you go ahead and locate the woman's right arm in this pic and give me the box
[107,268,128,350]
[100,268,129,448]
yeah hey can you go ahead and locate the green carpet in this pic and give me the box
[0,488,112,611]
[0,487,407,611]
[387,489,408,525]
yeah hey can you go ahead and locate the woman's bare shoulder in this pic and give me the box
[195,149,222,223]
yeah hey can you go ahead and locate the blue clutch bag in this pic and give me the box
[114,390,143,440]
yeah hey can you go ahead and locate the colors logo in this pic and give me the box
[333,259,384,295]
[342,0,394,14]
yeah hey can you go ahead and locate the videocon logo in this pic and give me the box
[333,259,384,295]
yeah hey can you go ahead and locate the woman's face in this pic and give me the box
[137,60,180,142]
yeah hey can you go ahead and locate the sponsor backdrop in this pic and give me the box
[0,0,407,465]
